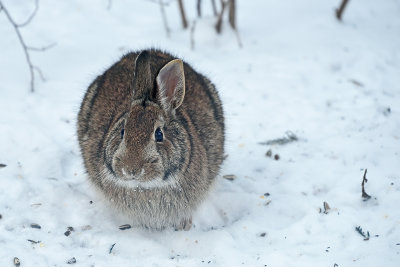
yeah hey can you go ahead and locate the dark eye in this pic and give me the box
[120,128,125,139]
[155,128,163,142]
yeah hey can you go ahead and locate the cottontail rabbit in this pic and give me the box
[77,50,224,230]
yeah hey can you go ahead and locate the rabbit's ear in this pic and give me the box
[133,51,152,100]
[156,59,185,110]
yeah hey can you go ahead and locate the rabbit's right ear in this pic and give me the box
[156,59,185,111]
[133,51,152,100]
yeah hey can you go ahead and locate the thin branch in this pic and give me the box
[228,0,235,29]
[361,169,371,201]
[0,0,51,92]
[336,0,350,21]
[215,0,227,34]
[159,0,171,37]
[190,19,197,50]
[197,0,201,17]
[16,0,39,27]
[211,0,217,16]
[27,42,57,52]
[177,0,188,29]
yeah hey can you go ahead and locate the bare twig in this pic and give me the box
[28,42,57,52]
[336,0,350,21]
[159,0,171,37]
[177,0,188,29]
[16,0,39,27]
[190,19,197,50]
[355,226,370,241]
[0,0,52,92]
[258,131,298,146]
[197,0,202,17]
[228,0,236,29]
[361,169,371,201]
[211,0,217,16]
[215,0,227,34]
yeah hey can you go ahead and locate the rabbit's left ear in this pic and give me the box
[156,59,185,110]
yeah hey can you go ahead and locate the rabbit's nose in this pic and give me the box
[122,168,142,178]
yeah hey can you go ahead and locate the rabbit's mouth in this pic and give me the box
[101,167,179,189]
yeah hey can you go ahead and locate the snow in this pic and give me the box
[1,0,399,266]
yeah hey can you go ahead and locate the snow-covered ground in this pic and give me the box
[1,0,399,266]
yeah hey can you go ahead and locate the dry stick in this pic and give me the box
[215,0,227,34]
[190,19,197,50]
[336,0,350,21]
[0,0,40,92]
[16,0,39,27]
[177,0,188,29]
[228,0,235,29]
[197,0,202,17]
[228,0,242,48]
[211,0,217,16]
[361,169,371,200]
[159,0,171,37]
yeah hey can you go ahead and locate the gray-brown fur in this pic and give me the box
[77,49,224,230]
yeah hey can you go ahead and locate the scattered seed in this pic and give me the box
[265,150,272,157]
[0,163,6,168]
[264,200,272,206]
[64,230,71,236]
[81,225,92,231]
[323,201,331,214]
[274,154,280,160]
[355,226,370,241]
[30,223,41,229]
[259,232,266,237]
[13,257,20,267]
[30,203,42,207]
[27,239,40,244]
[0,214,2,219]
[349,79,364,87]
[223,174,237,181]
[383,107,391,116]
[67,226,74,231]
[264,192,270,196]
[396,243,400,246]
[119,224,131,230]
[109,243,116,254]
[223,154,229,160]
[334,264,338,267]
[67,257,76,264]
[89,200,93,204]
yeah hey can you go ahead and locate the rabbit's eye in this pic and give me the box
[120,128,125,139]
[155,128,163,142]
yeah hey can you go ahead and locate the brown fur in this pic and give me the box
[77,49,224,230]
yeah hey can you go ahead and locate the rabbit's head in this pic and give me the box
[104,51,187,186]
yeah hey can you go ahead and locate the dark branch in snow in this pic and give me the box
[177,0,188,29]
[197,0,202,17]
[16,0,39,27]
[355,226,370,241]
[336,0,350,21]
[159,0,171,37]
[211,0,217,16]
[190,19,197,50]
[0,0,53,92]
[361,169,371,201]
[215,0,227,34]
[258,131,298,146]
[109,243,116,254]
